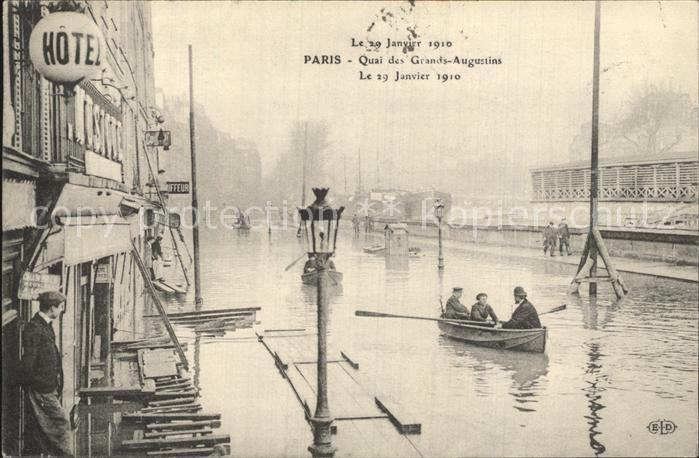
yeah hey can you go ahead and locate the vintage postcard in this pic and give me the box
[2,1,697,457]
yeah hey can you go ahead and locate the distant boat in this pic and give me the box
[408,247,422,257]
[363,245,385,254]
[234,207,251,230]
[301,270,343,285]
[438,319,547,353]
[152,280,187,294]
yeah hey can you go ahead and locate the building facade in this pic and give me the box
[2,1,167,454]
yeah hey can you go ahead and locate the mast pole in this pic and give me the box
[589,0,601,296]
[188,45,203,307]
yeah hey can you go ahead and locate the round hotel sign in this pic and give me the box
[29,12,104,85]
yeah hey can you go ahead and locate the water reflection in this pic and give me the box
[438,337,549,412]
[583,340,607,456]
[385,255,409,272]
[570,294,624,331]
[160,228,698,457]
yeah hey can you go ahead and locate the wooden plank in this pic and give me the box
[155,381,192,391]
[340,351,359,370]
[151,389,198,399]
[275,333,316,362]
[148,397,196,407]
[145,307,260,318]
[158,280,187,294]
[295,363,377,420]
[335,415,388,421]
[144,428,214,438]
[140,403,202,413]
[143,363,179,379]
[280,363,317,418]
[152,281,177,293]
[120,433,229,449]
[146,420,221,431]
[124,343,187,351]
[130,242,188,369]
[146,447,214,456]
[78,386,143,397]
[374,397,421,434]
[123,413,220,423]
[577,276,612,283]
[113,336,170,347]
[143,349,179,365]
[155,377,190,386]
[143,379,157,392]
[168,315,249,324]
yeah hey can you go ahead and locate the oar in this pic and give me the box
[354,310,495,327]
[539,304,567,315]
[284,253,307,271]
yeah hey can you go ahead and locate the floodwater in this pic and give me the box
[157,227,698,457]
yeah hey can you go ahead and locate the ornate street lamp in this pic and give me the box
[434,199,445,270]
[298,188,343,458]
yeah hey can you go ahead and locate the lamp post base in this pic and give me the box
[308,415,336,458]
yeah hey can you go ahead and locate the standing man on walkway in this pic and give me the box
[543,221,557,257]
[558,218,571,256]
[18,291,73,457]
[352,214,360,236]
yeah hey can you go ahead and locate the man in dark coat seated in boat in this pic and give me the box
[303,254,317,274]
[444,287,470,320]
[501,286,542,329]
[470,293,498,323]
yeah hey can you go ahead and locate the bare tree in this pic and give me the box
[266,121,332,203]
[618,85,697,155]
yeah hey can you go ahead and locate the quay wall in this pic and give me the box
[370,219,699,265]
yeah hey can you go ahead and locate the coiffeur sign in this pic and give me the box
[28,12,105,85]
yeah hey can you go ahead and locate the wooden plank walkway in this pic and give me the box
[257,330,423,457]
[114,347,230,455]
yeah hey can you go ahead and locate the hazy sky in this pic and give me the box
[152,1,697,188]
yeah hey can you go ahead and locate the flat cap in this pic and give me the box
[38,291,66,306]
[452,287,463,292]
[513,286,527,296]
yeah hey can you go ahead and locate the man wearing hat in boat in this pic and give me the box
[444,287,471,320]
[501,286,541,329]
[470,293,499,323]
[18,290,73,456]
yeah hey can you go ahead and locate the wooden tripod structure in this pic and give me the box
[568,1,628,300]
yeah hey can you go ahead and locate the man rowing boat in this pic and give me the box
[501,286,541,329]
[444,287,470,320]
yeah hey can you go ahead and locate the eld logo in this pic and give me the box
[647,419,677,435]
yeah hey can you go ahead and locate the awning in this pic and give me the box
[2,178,37,230]
[52,183,127,218]
[61,216,134,265]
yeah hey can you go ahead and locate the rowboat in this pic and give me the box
[152,280,187,294]
[438,320,546,353]
[301,270,343,285]
[363,245,385,254]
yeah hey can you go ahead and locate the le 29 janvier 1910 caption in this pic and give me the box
[304,37,503,83]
